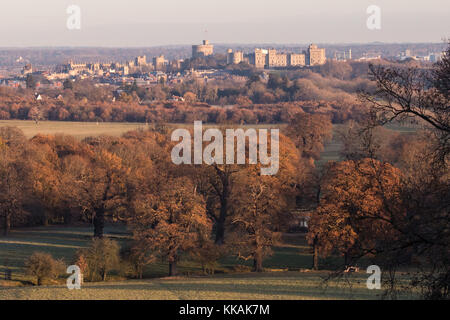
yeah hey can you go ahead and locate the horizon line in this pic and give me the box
[0,40,447,50]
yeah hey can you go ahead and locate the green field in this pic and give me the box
[0,226,318,282]
[0,226,417,300]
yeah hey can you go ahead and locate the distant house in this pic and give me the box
[288,208,311,232]
[170,95,185,102]
[34,93,42,101]
[112,89,125,101]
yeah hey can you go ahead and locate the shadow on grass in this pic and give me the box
[77,273,383,300]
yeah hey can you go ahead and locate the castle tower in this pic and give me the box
[192,40,214,59]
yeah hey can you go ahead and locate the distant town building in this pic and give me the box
[192,40,214,58]
[333,49,352,61]
[305,44,326,66]
[61,56,148,76]
[227,49,244,65]
[121,65,129,75]
[247,44,324,68]
[288,53,306,67]
[267,49,288,67]
[356,55,381,61]
[22,64,33,75]
[153,55,167,71]
[169,59,184,70]
[396,49,415,61]
[251,48,269,68]
[135,55,147,67]
[429,52,444,63]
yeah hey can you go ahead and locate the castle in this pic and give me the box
[61,53,170,76]
[192,40,214,58]
[227,44,326,68]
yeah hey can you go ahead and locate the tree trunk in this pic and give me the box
[215,193,228,245]
[102,269,107,281]
[169,261,177,277]
[42,212,49,226]
[63,208,72,225]
[253,247,263,272]
[214,168,230,245]
[4,213,11,236]
[215,212,226,245]
[93,208,105,238]
[312,235,319,270]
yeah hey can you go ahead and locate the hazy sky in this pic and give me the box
[0,0,449,47]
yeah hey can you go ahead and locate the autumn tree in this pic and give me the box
[285,113,333,163]
[183,91,197,103]
[336,120,404,162]
[0,127,32,235]
[433,42,450,98]
[130,176,211,276]
[26,74,37,89]
[63,79,74,90]
[230,134,300,272]
[283,113,334,269]
[64,141,129,238]
[307,159,404,269]
[358,42,450,299]
[195,164,238,245]
[29,134,91,225]
[363,58,449,161]
[27,139,63,225]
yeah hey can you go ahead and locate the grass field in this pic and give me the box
[0,225,318,282]
[0,226,417,300]
[1,272,404,300]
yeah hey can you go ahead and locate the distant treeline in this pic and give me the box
[0,89,366,124]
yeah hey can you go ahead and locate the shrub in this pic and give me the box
[190,242,225,275]
[121,242,155,279]
[232,265,253,273]
[24,252,66,286]
[72,253,88,284]
[77,238,121,282]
